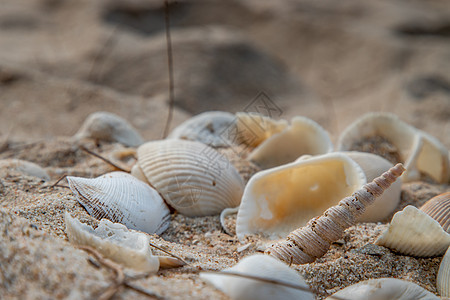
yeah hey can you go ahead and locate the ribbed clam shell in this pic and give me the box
[168,111,236,147]
[74,111,143,147]
[132,139,244,217]
[437,246,450,297]
[248,116,333,169]
[236,152,367,240]
[65,212,160,272]
[67,172,170,235]
[337,112,450,183]
[420,192,450,233]
[200,254,313,300]
[376,206,450,257]
[0,158,50,180]
[325,278,439,300]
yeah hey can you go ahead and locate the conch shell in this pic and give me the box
[265,163,405,265]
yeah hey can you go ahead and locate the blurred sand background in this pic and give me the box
[0,0,450,299]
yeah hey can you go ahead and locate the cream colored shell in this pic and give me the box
[337,112,450,183]
[437,246,450,298]
[74,111,143,147]
[236,152,367,240]
[67,172,170,235]
[131,139,244,217]
[0,158,50,180]
[420,192,450,233]
[235,112,288,147]
[326,278,439,300]
[200,254,313,300]
[376,205,450,257]
[65,212,160,272]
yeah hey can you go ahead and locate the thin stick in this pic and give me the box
[79,145,129,173]
[148,241,187,265]
[124,282,164,300]
[50,174,68,188]
[162,0,175,138]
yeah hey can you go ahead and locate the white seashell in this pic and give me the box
[236,152,367,240]
[325,278,439,300]
[74,111,144,147]
[200,254,313,300]
[67,172,170,235]
[437,246,450,297]
[337,112,450,183]
[0,158,50,180]
[420,192,450,233]
[376,206,450,257]
[248,116,333,169]
[168,111,236,147]
[64,211,160,272]
[131,139,244,217]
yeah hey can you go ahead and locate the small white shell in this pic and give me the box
[376,205,450,257]
[236,152,367,240]
[200,254,313,300]
[168,111,236,147]
[67,172,170,235]
[248,116,333,169]
[65,211,160,272]
[437,246,450,297]
[131,139,244,217]
[337,112,450,183]
[74,111,144,147]
[0,158,50,180]
[325,278,439,300]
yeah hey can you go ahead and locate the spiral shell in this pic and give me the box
[437,246,450,298]
[67,171,170,235]
[265,163,405,265]
[131,139,244,217]
[0,158,50,180]
[420,192,450,233]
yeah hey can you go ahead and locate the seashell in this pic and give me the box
[74,111,144,147]
[437,246,450,297]
[67,171,170,235]
[337,112,450,183]
[420,192,450,233]
[65,212,184,272]
[168,111,236,147]
[325,278,439,300]
[247,116,333,169]
[200,254,313,300]
[0,158,50,180]
[265,163,405,264]
[376,205,450,257]
[236,152,401,240]
[131,139,244,217]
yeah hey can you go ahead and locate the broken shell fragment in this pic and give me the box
[376,206,450,257]
[200,254,313,300]
[437,246,450,298]
[65,211,160,272]
[248,116,333,169]
[420,192,450,233]
[67,172,170,235]
[337,112,450,183]
[326,278,439,300]
[74,111,143,147]
[168,111,236,147]
[0,158,50,180]
[131,139,244,217]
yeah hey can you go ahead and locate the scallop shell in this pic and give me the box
[437,246,450,297]
[131,139,244,217]
[420,192,450,233]
[200,254,313,300]
[325,278,439,300]
[168,111,236,147]
[376,205,450,257]
[248,116,333,169]
[337,112,450,183]
[74,111,143,147]
[65,211,160,272]
[0,158,50,180]
[67,171,170,235]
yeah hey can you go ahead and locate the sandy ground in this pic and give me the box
[1,0,450,299]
